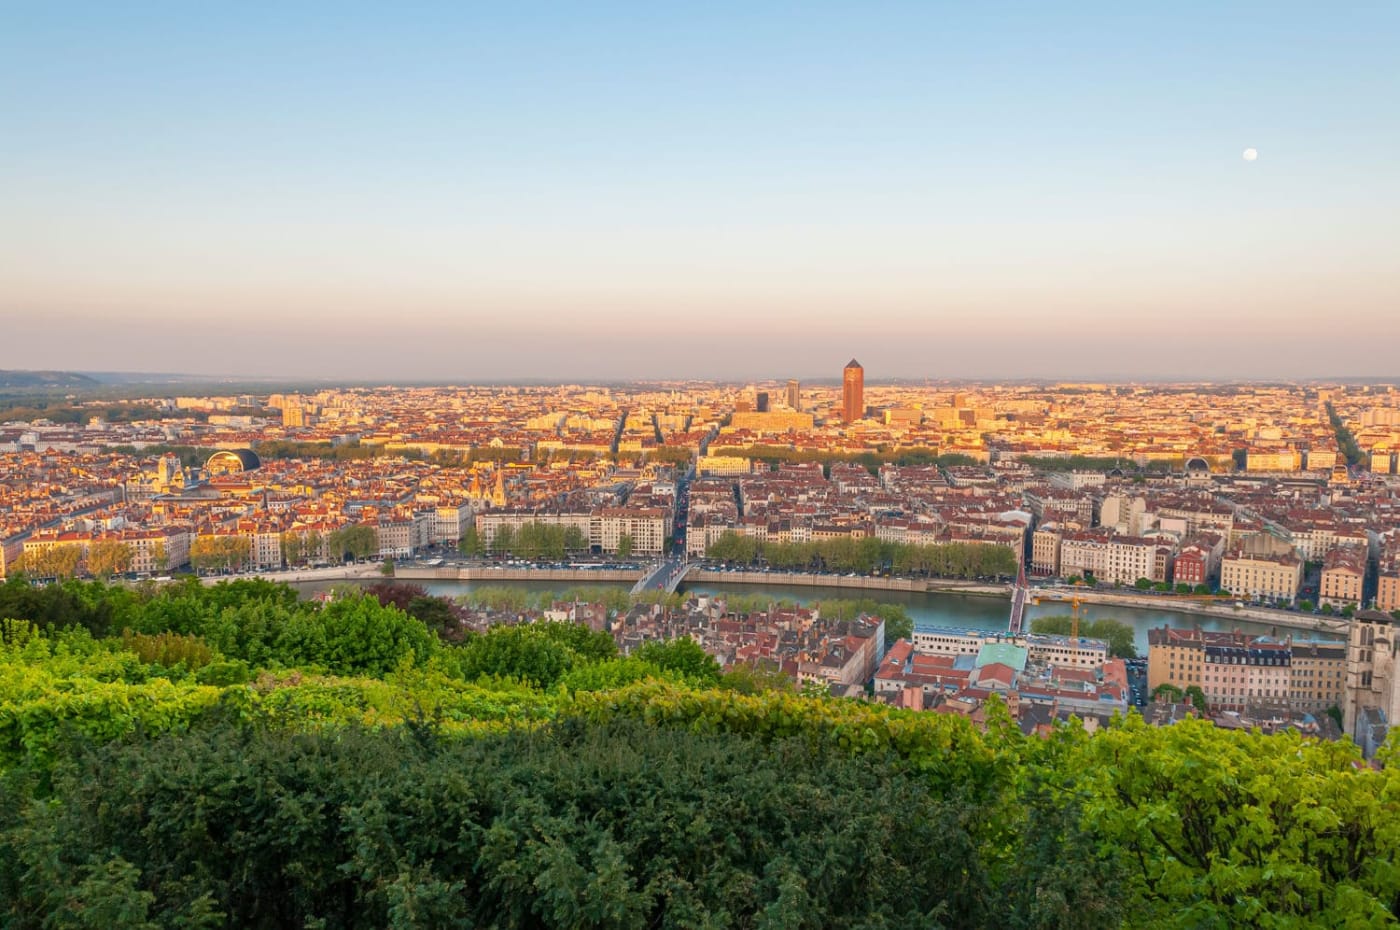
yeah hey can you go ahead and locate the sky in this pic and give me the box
[2,2,1398,382]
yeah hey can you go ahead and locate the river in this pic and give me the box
[295,577,1344,655]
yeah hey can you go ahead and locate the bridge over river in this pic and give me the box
[630,557,693,596]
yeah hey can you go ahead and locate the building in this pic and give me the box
[1173,533,1225,588]
[728,411,815,433]
[755,392,769,413]
[1220,549,1303,604]
[1030,525,1061,576]
[842,359,864,423]
[1201,639,1291,713]
[1319,545,1366,609]
[786,379,801,410]
[1059,531,1157,586]
[1288,642,1346,716]
[1149,626,1335,715]
[1342,610,1400,753]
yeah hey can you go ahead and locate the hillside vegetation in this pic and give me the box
[0,575,1397,928]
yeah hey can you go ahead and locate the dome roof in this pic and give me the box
[205,448,261,475]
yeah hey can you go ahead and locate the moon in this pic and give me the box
[1242,148,1259,162]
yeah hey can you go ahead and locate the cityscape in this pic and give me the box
[4,364,1400,754]
[4,1,1400,925]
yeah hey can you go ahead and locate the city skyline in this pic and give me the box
[3,3,1399,380]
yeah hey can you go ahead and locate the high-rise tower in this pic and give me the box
[842,359,864,423]
[786,379,800,410]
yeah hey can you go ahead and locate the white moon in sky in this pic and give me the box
[1242,148,1259,162]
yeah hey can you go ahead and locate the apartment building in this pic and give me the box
[1319,545,1366,609]
[1288,642,1346,715]
[1059,531,1158,585]
[592,507,671,555]
[1201,640,1291,713]
[1221,550,1303,604]
[1149,627,1335,714]
[1375,535,1400,614]
[1031,524,1061,576]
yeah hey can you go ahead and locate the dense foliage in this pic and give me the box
[0,575,1397,928]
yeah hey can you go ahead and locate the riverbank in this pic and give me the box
[687,569,1006,596]
[395,566,638,584]
[198,564,382,586]
[1033,587,1350,638]
[294,563,1352,639]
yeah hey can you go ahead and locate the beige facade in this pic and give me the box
[1245,449,1301,472]
[1147,627,1206,694]
[1378,572,1400,615]
[1221,551,1302,604]
[1319,546,1366,608]
[1031,526,1061,576]
[1289,642,1346,715]
[728,411,815,433]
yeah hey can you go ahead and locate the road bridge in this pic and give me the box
[631,556,692,596]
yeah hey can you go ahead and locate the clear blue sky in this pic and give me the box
[3,2,1397,381]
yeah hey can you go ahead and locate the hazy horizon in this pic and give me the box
[4,3,1398,380]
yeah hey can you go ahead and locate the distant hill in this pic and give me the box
[0,370,102,390]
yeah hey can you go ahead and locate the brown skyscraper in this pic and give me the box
[842,359,864,423]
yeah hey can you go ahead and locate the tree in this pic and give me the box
[490,524,515,556]
[280,532,305,567]
[328,525,377,562]
[86,541,134,578]
[633,638,720,685]
[562,525,586,554]
[616,533,634,559]
[455,624,576,688]
[1298,598,1314,612]
[148,540,168,573]
[1134,577,1153,590]
[1151,682,1184,702]
[276,594,436,676]
[17,545,82,580]
[189,536,252,574]
[1184,685,1209,712]
[458,525,484,557]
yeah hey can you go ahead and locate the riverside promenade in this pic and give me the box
[287,563,1352,638]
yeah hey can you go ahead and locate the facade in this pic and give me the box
[1220,550,1303,604]
[1342,610,1400,751]
[842,359,864,423]
[1374,534,1400,614]
[1148,626,1338,715]
[1031,525,1061,576]
[729,411,815,432]
[1201,640,1291,713]
[786,379,801,410]
[430,503,478,546]
[1319,545,1366,609]
[1059,531,1156,585]
[592,507,670,555]
[697,455,752,477]
[912,627,1107,670]
[1288,642,1346,715]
